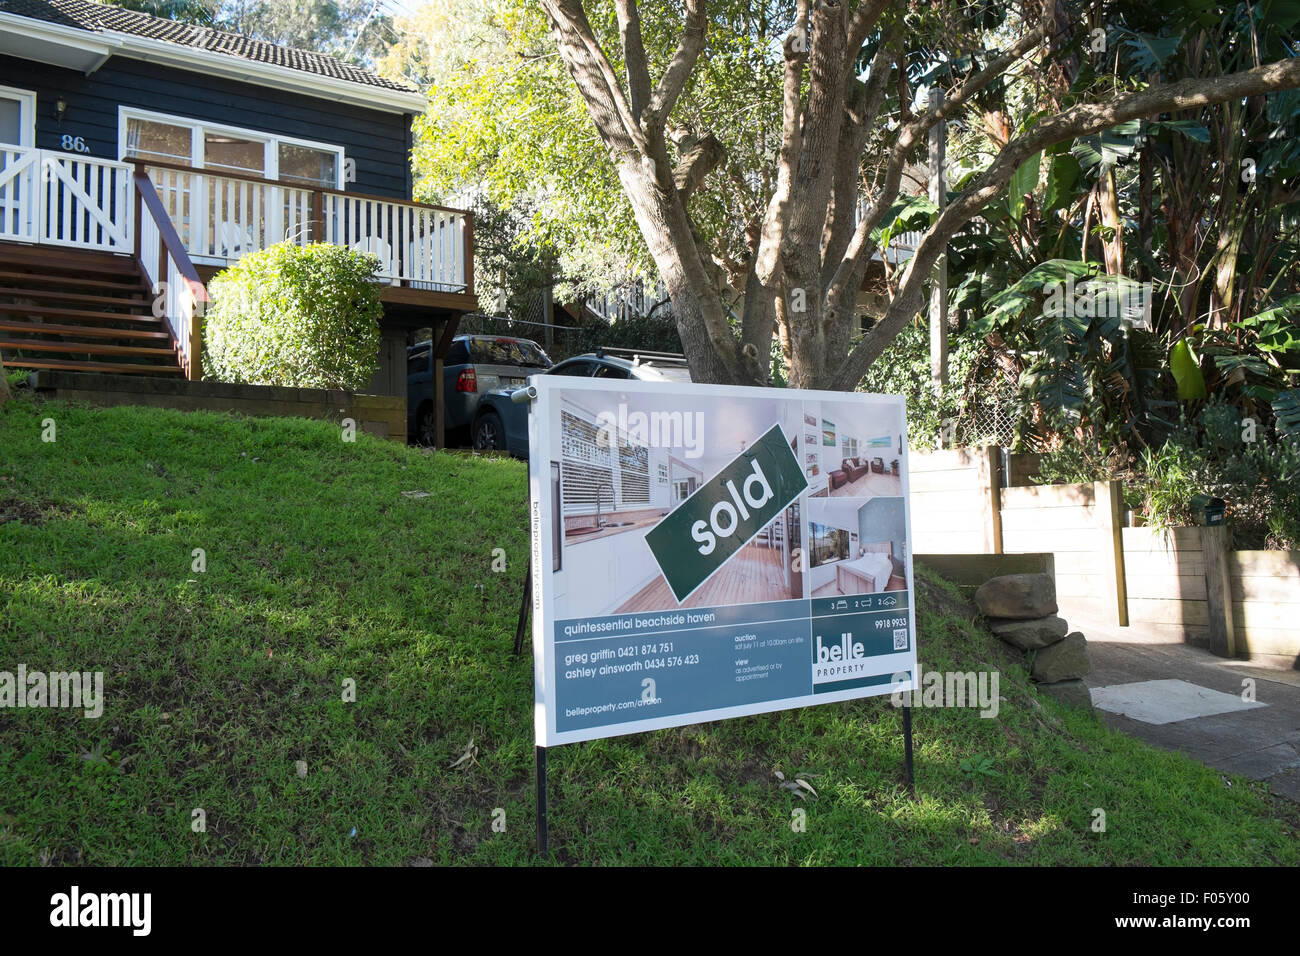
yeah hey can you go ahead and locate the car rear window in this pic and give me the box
[445,341,471,365]
[641,364,692,383]
[407,348,430,376]
[469,338,552,368]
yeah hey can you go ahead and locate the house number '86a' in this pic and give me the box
[61,135,90,154]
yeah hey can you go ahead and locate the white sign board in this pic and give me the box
[528,378,918,747]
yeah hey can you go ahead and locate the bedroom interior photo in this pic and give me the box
[805,497,908,598]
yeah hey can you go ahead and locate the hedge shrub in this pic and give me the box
[203,243,383,390]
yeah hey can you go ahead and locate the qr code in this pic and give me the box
[893,629,908,650]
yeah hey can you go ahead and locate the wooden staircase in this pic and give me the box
[0,244,184,377]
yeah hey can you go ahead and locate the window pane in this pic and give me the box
[126,118,193,165]
[0,99,21,146]
[204,132,265,176]
[407,349,429,376]
[278,142,337,187]
[468,338,551,368]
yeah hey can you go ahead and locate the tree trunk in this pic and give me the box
[0,355,10,408]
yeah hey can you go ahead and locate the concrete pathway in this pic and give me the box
[1061,604,1300,802]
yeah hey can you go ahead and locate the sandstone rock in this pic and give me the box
[1040,679,1093,710]
[1031,632,1091,683]
[975,573,1058,619]
[988,615,1069,650]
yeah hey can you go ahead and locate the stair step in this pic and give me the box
[0,302,159,324]
[0,356,186,375]
[0,270,148,292]
[0,286,152,308]
[0,319,172,340]
[0,246,140,276]
[0,339,176,358]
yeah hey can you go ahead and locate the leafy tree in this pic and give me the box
[97,0,219,23]
[98,0,392,64]
[537,0,1300,388]
[220,0,392,63]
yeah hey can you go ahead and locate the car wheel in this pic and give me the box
[416,404,437,447]
[472,411,505,451]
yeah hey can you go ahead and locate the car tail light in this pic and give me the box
[456,368,478,392]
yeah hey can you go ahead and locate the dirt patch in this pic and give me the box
[0,497,74,526]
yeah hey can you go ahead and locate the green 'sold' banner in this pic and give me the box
[645,424,807,602]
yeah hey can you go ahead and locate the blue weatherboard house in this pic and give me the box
[0,0,474,407]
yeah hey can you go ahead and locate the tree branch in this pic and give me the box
[826,23,1048,311]
[614,0,653,119]
[832,54,1300,389]
[845,0,891,68]
[641,0,708,133]
[673,132,727,202]
[540,0,648,154]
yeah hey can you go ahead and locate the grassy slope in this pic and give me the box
[0,394,1295,866]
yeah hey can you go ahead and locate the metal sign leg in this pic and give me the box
[513,567,531,656]
[535,745,549,860]
[903,702,915,793]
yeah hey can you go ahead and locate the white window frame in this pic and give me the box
[0,84,36,147]
[117,106,345,188]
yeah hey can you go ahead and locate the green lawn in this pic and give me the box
[0,392,1295,865]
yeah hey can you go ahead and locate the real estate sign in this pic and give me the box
[527,377,917,747]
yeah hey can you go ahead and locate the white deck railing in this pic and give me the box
[319,192,468,292]
[142,162,470,292]
[145,164,317,264]
[0,145,132,252]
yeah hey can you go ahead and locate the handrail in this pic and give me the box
[134,171,206,290]
[131,158,470,216]
[134,170,208,381]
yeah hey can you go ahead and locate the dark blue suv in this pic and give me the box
[407,334,553,446]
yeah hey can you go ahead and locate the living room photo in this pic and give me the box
[799,399,905,499]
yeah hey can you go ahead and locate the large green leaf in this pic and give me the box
[1148,119,1211,144]
[1274,388,1300,440]
[1072,121,1143,170]
[1120,30,1183,73]
[1170,338,1208,400]
[1042,154,1081,214]
[1234,294,1300,353]
[1008,151,1041,220]
[1260,0,1300,29]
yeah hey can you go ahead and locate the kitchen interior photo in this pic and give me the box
[805,497,908,597]
[547,391,806,617]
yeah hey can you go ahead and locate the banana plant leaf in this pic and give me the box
[1170,338,1208,400]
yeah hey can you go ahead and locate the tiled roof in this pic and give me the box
[0,0,416,94]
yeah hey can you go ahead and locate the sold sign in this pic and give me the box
[645,424,807,602]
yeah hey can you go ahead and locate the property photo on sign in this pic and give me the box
[527,379,917,747]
